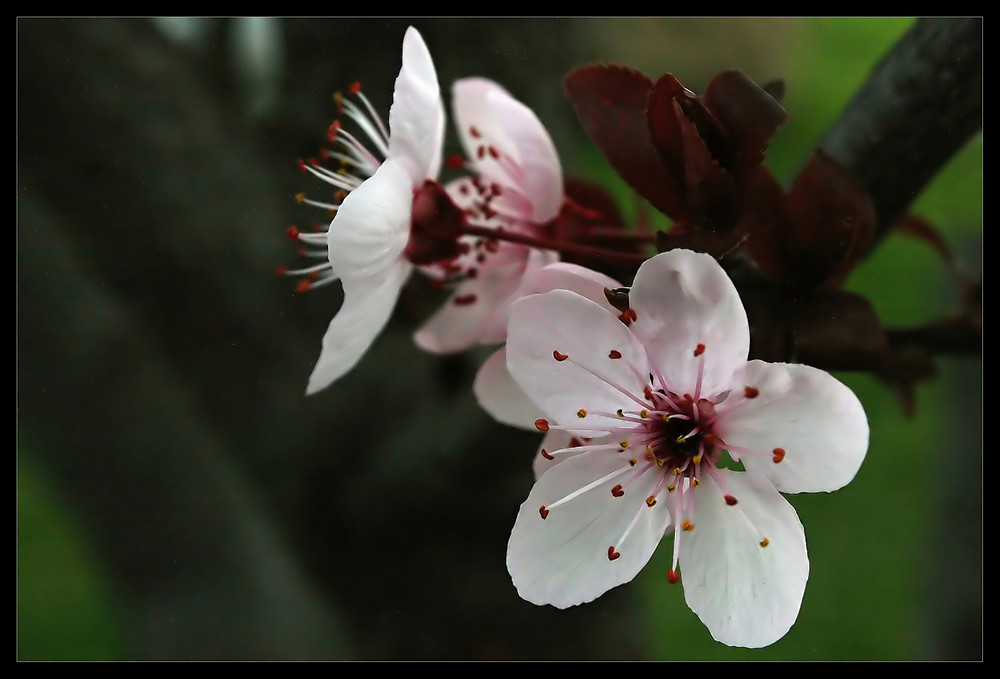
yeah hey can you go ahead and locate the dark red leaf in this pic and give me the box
[704,71,788,172]
[646,74,689,182]
[784,150,877,289]
[788,290,889,372]
[675,100,741,232]
[565,65,686,220]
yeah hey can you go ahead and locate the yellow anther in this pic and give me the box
[628,457,637,467]
[619,440,630,448]
[663,413,671,422]
[645,496,657,507]
[676,435,687,444]
[760,538,770,548]
[682,520,695,531]
[616,409,624,417]
[655,458,665,467]
[646,444,655,455]
[640,409,649,418]
[337,168,348,176]
[577,409,587,418]
[295,192,306,203]
[667,484,676,492]
[333,91,343,103]
[692,455,702,465]
[672,467,682,476]
[691,478,700,487]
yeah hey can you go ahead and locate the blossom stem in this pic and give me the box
[458,223,651,266]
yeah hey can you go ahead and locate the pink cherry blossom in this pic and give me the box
[504,249,869,648]
[413,78,564,354]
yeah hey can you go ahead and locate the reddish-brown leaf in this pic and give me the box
[704,71,788,172]
[565,65,686,219]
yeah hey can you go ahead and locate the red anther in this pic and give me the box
[275,265,288,276]
[476,146,486,159]
[694,343,706,357]
[724,495,738,506]
[457,242,471,255]
[643,386,654,401]
[476,253,486,264]
[307,157,319,167]
[552,350,569,362]
[539,505,549,520]
[608,349,623,359]
[349,80,362,94]
[335,189,347,202]
[307,271,319,281]
[286,225,301,240]
[535,419,550,432]
[627,309,638,322]
[568,437,584,448]
[490,182,502,195]
[429,279,446,291]
[702,432,719,445]
[454,294,478,306]
[667,569,681,584]
[772,448,786,463]
[297,158,308,173]
[488,146,500,159]
[467,268,478,279]
[469,126,481,138]
[446,154,466,170]
[744,386,760,399]
[458,183,470,195]
[611,484,624,498]
[607,546,621,561]
[541,449,554,460]
[295,279,311,294]
[296,246,306,257]
[485,239,499,252]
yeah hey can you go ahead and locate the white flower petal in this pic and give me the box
[477,247,557,346]
[507,450,672,608]
[680,470,808,648]
[522,262,622,310]
[717,361,869,493]
[629,250,750,398]
[326,158,413,279]
[506,290,649,430]
[305,260,412,395]
[473,347,540,431]
[388,27,445,182]
[453,77,563,223]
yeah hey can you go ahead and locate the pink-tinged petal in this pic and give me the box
[629,250,749,398]
[522,262,622,311]
[716,361,869,494]
[478,248,558,346]
[326,159,413,279]
[507,450,672,609]
[414,243,533,354]
[388,27,445,182]
[305,260,412,395]
[506,290,649,430]
[532,430,610,480]
[680,470,808,648]
[453,78,562,223]
[473,347,540,431]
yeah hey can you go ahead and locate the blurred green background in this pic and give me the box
[17,18,981,660]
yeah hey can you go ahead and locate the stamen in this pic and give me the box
[577,409,587,418]
[607,546,621,561]
[724,495,738,506]
[538,506,549,519]
[772,448,786,463]
[760,537,770,548]
[611,484,625,497]
[744,386,760,399]
[608,349,623,359]
[535,419,550,432]
[667,569,681,584]
[540,449,553,460]
[553,350,569,362]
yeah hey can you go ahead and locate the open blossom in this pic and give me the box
[414,77,564,354]
[291,26,445,395]
[287,27,566,394]
[504,249,868,648]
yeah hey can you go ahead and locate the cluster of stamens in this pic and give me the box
[279,82,390,293]
[534,330,788,583]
